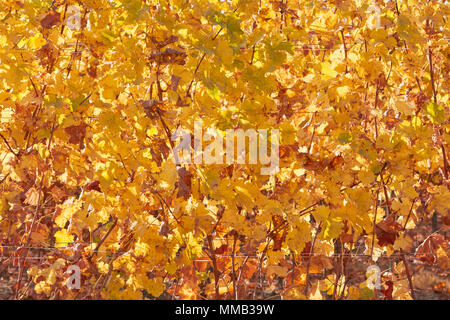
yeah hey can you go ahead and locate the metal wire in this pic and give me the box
[0,255,428,262]
[1,39,447,54]
[0,244,433,258]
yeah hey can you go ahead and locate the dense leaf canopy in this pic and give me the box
[0,0,448,300]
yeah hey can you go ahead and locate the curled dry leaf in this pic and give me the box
[24,187,43,206]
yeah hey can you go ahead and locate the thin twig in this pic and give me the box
[91,218,117,257]
[231,235,238,299]
[371,189,380,258]
[403,198,416,231]
[0,133,19,156]
[428,48,437,104]
[15,191,42,299]
[305,222,321,297]
[340,30,348,73]
[441,144,448,179]
[206,235,221,299]
[186,27,223,97]
[401,253,416,300]
[374,83,380,138]
[236,255,249,298]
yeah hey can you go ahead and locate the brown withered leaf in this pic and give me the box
[415,233,447,265]
[158,221,171,237]
[409,92,428,110]
[49,184,67,202]
[296,153,344,171]
[375,74,387,89]
[65,123,87,145]
[85,180,101,192]
[170,75,181,91]
[40,11,61,29]
[193,257,209,272]
[13,247,28,267]
[142,99,163,119]
[329,155,344,169]
[276,86,293,119]
[272,230,287,251]
[176,167,192,200]
[87,60,99,78]
[279,143,299,159]
[150,139,170,166]
[443,213,450,226]
[239,238,261,256]
[150,35,179,49]
[175,265,199,299]
[30,222,48,244]
[271,215,287,251]
[380,280,394,300]
[375,214,402,246]
[149,48,187,65]
[384,109,401,130]
[36,43,57,67]
[213,244,228,255]
[296,153,323,170]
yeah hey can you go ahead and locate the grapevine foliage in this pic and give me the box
[0,0,448,300]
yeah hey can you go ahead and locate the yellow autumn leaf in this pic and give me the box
[54,230,74,248]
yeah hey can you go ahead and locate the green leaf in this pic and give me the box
[69,95,88,113]
[359,287,375,300]
[214,13,243,44]
[100,30,116,43]
[320,217,343,241]
[425,102,444,123]
[338,132,353,144]
[371,163,383,175]
[264,38,293,67]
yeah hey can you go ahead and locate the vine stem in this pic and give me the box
[441,144,448,179]
[304,222,321,297]
[91,218,117,258]
[186,26,223,97]
[403,198,417,231]
[339,233,353,300]
[206,235,221,299]
[428,47,437,104]
[253,228,274,299]
[380,167,392,216]
[340,30,348,73]
[15,190,42,299]
[0,133,18,156]
[235,255,249,298]
[332,240,344,300]
[371,189,380,258]
[401,254,416,300]
[374,83,380,139]
[232,234,237,300]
